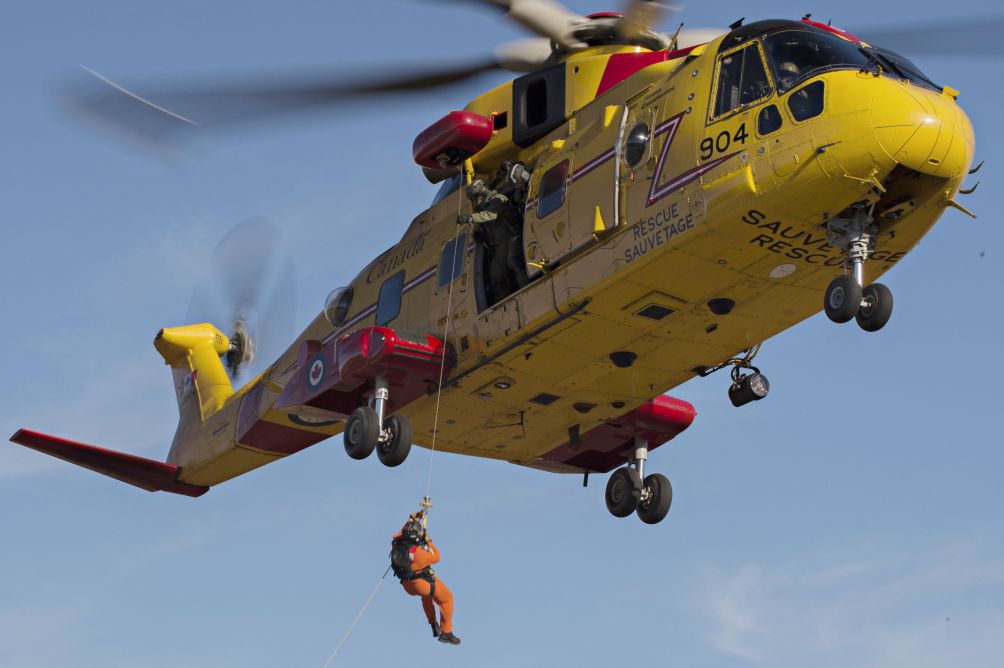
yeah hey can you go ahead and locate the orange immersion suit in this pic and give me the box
[393,536,455,634]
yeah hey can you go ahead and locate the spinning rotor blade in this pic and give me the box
[493,37,555,71]
[186,217,297,379]
[851,15,1004,56]
[69,60,501,142]
[672,27,728,49]
[480,0,588,49]
[617,0,666,42]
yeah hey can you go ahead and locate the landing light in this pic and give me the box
[728,372,770,407]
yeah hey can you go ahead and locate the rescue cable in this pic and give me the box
[319,178,466,665]
[423,175,467,501]
[320,566,391,667]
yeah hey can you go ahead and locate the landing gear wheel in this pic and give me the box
[856,283,894,332]
[605,467,642,518]
[377,415,413,467]
[636,474,673,525]
[344,406,379,460]
[824,275,863,323]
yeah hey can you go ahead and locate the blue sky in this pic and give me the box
[2,2,1002,666]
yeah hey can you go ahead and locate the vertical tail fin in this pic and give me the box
[154,324,234,424]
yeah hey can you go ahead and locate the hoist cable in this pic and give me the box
[423,178,466,501]
[320,566,392,667]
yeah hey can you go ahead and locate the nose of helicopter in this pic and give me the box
[872,81,975,179]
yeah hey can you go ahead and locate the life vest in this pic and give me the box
[390,538,435,582]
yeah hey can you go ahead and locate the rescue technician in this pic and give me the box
[391,513,461,645]
[458,179,528,304]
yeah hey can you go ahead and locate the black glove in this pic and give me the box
[457,214,473,226]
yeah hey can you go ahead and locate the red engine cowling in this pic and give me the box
[412,111,493,169]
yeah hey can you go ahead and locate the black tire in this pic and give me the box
[637,474,673,525]
[824,274,862,323]
[377,415,413,467]
[856,283,894,332]
[605,467,642,518]
[344,406,379,460]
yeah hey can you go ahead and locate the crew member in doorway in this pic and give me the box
[391,512,461,645]
[458,179,528,304]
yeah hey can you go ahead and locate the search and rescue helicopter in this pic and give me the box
[10,1,982,524]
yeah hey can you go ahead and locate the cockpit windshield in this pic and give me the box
[762,27,941,94]
[865,47,941,92]
[763,29,871,92]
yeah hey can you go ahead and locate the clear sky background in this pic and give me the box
[2,2,1002,667]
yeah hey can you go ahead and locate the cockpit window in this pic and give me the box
[713,43,772,118]
[763,29,871,92]
[866,47,941,92]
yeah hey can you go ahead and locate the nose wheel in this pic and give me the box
[604,439,674,525]
[343,375,414,467]
[824,206,894,331]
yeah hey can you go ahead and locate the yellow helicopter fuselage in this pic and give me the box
[148,21,975,488]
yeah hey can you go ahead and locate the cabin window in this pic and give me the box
[324,287,354,327]
[713,44,772,118]
[788,81,825,121]
[438,233,467,288]
[536,160,569,219]
[757,104,782,135]
[376,270,405,326]
[624,122,650,167]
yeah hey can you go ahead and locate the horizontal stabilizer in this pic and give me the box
[9,429,208,497]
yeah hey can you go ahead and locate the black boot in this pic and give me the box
[437,631,461,645]
[430,621,440,638]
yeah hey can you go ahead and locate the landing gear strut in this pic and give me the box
[343,375,413,467]
[824,205,894,331]
[604,438,673,524]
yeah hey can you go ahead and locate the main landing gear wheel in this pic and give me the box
[344,405,379,460]
[605,467,642,517]
[856,282,894,332]
[636,474,673,525]
[824,275,862,323]
[377,414,413,467]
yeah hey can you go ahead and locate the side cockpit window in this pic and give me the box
[714,44,772,118]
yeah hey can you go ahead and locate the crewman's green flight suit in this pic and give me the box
[468,190,529,304]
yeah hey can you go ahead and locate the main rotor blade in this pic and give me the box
[494,37,555,71]
[446,0,588,48]
[68,60,501,142]
[617,0,664,41]
[851,15,1004,56]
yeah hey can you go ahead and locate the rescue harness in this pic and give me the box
[390,538,437,593]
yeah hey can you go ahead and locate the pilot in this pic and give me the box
[458,179,528,303]
[778,61,801,90]
[390,512,461,645]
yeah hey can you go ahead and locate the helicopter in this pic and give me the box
[10,1,982,525]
